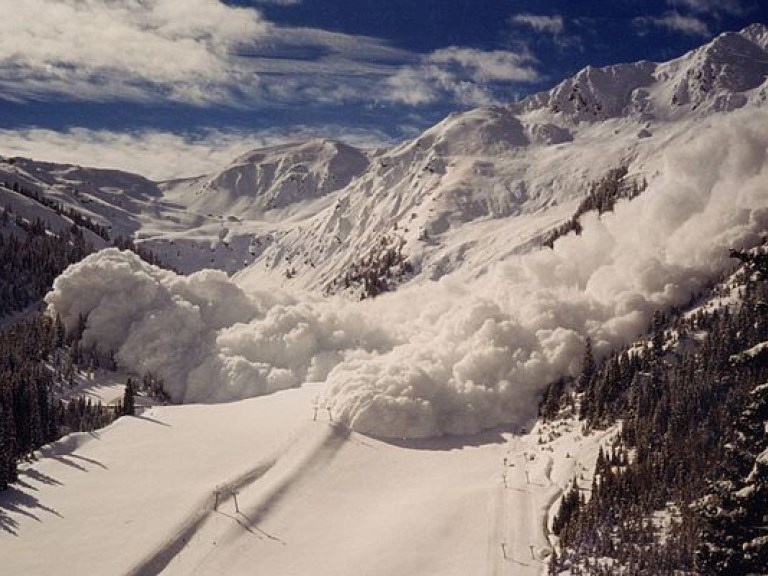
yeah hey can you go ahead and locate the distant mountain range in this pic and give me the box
[2,24,767,297]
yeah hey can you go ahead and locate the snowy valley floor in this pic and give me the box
[0,383,614,576]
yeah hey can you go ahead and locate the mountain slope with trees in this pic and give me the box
[542,247,768,575]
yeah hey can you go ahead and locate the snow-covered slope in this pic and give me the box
[514,23,768,122]
[167,139,371,216]
[0,156,162,241]
[0,382,614,576]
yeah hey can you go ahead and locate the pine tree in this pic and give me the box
[122,378,135,416]
[696,382,768,575]
[651,310,666,357]
[0,401,18,489]
[577,337,595,393]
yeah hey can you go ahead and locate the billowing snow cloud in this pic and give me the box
[325,111,768,436]
[45,110,768,438]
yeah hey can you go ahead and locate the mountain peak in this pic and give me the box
[184,135,370,215]
[738,22,768,49]
[512,23,768,123]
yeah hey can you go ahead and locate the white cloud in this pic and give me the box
[0,0,269,104]
[385,47,540,107]
[0,0,411,107]
[634,12,711,38]
[669,0,746,16]
[430,48,540,83]
[510,14,565,35]
[0,1,544,110]
[0,126,394,180]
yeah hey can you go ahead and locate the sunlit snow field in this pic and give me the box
[0,382,615,576]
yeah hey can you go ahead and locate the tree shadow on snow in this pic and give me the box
[0,486,62,536]
[48,455,88,472]
[68,454,108,470]
[133,414,171,427]
[18,468,64,487]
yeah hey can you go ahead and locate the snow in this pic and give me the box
[0,384,610,576]
[731,340,768,364]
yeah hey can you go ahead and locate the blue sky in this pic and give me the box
[0,0,765,178]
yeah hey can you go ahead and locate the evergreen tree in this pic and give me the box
[122,378,135,416]
[696,382,768,575]
[0,401,18,489]
[577,337,595,393]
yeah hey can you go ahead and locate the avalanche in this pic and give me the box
[45,108,768,439]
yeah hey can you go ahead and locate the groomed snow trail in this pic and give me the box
[1,381,614,576]
[484,421,618,576]
[0,385,323,576]
[486,436,552,576]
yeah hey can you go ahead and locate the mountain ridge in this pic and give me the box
[1,24,766,297]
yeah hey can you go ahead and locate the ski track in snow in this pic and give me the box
[127,421,347,576]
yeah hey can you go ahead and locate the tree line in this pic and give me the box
[0,209,93,317]
[0,315,135,491]
[0,310,170,491]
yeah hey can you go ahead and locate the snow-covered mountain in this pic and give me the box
[1,25,766,298]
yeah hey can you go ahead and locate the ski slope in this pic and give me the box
[0,383,612,576]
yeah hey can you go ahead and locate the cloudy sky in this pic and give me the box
[0,0,765,178]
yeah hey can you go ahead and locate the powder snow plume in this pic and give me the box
[45,110,768,438]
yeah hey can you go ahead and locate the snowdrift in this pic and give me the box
[45,110,768,438]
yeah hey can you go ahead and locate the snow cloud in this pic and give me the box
[45,110,768,439]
